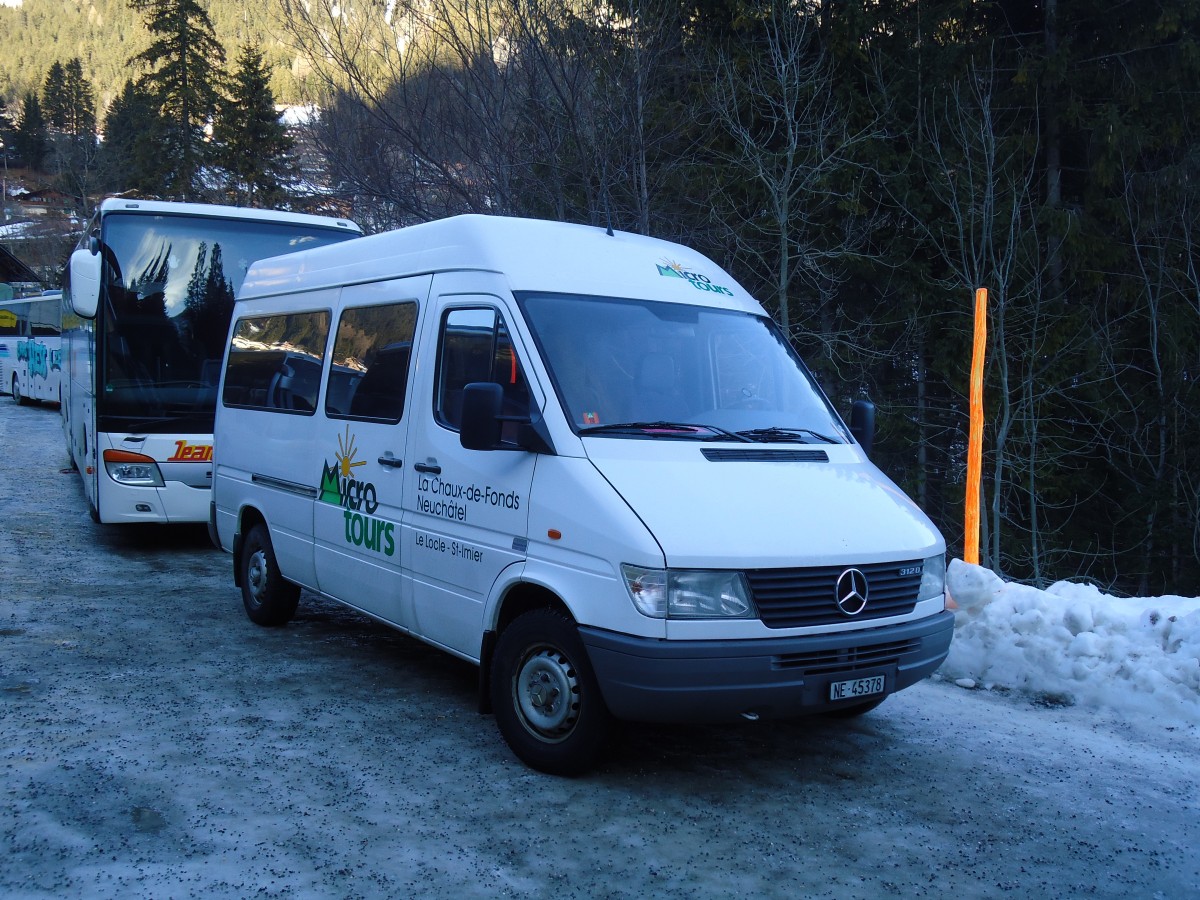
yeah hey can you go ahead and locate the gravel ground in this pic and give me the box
[2,398,1197,898]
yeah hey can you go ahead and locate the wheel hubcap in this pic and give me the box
[514,648,580,740]
[247,549,267,603]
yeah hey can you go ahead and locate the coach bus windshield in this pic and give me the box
[98,213,355,432]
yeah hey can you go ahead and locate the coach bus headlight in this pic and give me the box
[622,565,755,619]
[103,449,165,487]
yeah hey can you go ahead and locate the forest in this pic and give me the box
[1,0,1198,596]
[0,0,304,108]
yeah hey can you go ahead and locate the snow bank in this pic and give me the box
[942,559,1200,722]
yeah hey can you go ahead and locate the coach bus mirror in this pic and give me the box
[850,399,875,458]
[67,247,101,319]
[460,382,503,451]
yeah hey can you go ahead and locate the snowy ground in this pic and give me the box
[2,400,1198,897]
[942,559,1200,723]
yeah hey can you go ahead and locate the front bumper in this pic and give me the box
[580,611,954,723]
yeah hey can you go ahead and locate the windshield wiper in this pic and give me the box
[736,426,840,445]
[580,422,752,442]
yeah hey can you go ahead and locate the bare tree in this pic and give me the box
[277,0,518,224]
[702,1,882,337]
[896,57,1045,576]
[502,0,683,232]
[277,0,685,233]
[1099,156,1200,593]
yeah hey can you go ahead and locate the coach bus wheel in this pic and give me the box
[491,609,612,776]
[240,523,300,627]
[12,375,28,406]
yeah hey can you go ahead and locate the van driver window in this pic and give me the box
[436,307,531,432]
[326,302,418,422]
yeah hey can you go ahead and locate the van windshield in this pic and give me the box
[517,292,848,443]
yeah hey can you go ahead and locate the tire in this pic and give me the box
[240,523,300,626]
[824,697,886,719]
[491,609,612,776]
[13,375,28,406]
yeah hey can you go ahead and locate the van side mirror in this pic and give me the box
[67,246,101,319]
[850,399,875,458]
[460,382,503,451]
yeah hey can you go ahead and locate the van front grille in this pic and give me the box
[746,561,922,628]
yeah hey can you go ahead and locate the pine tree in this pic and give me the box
[212,43,293,207]
[62,60,97,141]
[43,58,100,213]
[129,0,227,199]
[13,92,48,170]
[42,62,68,130]
[0,97,16,166]
[98,79,171,196]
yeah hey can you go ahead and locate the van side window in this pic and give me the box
[326,302,417,422]
[222,311,330,414]
[436,307,531,431]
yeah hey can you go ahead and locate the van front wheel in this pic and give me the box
[240,524,300,626]
[491,609,611,776]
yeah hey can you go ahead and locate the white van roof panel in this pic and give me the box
[238,214,763,315]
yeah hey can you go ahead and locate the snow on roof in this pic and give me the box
[278,105,317,127]
[0,220,42,240]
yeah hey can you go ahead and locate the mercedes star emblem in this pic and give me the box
[835,568,869,616]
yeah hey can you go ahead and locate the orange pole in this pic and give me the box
[964,287,988,565]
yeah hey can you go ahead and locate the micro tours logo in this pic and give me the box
[319,425,395,556]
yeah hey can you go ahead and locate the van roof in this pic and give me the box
[96,197,361,234]
[238,214,763,315]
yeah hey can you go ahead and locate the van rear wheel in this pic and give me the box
[240,523,300,626]
[491,609,611,776]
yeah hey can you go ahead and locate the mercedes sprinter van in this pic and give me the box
[211,215,953,774]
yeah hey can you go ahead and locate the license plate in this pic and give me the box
[830,675,885,701]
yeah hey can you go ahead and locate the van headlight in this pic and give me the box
[103,449,165,487]
[919,553,947,602]
[621,565,756,619]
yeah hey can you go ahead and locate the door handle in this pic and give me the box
[377,455,403,469]
[414,461,441,475]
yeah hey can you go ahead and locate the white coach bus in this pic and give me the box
[1,291,62,405]
[62,198,361,524]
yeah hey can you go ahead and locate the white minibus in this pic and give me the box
[212,215,953,774]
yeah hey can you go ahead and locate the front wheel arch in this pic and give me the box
[478,582,570,714]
